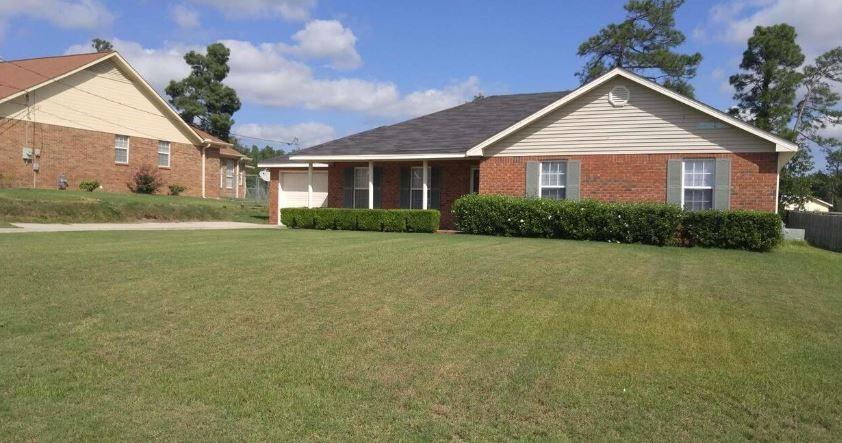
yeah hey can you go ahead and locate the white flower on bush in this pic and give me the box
[520,219,524,223]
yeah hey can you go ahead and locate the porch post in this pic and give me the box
[235,160,240,198]
[307,162,314,208]
[277,171,284,226]
[201,146,206,198]
[422,160,429,210]
[368,161,374,209]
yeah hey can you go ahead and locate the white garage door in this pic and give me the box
[280,171,328,208]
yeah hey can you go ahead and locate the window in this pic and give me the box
[470,166,480,194]
[539,161,566,200]
[114,135,129,164]
[225,160,234,189]
[353,167,369,208]
[683,159,714,211]
[157,141,170,167]
[409,166,431,209]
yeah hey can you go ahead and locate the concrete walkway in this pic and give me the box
[0,221,277,234]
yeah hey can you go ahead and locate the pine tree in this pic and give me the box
[576,0,702,97]
[165,43,241,141]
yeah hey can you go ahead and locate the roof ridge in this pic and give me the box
[1,51,112,64]
[485,90,571,99]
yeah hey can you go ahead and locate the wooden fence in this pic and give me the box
[786,212,842,252]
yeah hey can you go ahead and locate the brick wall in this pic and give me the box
[326,160,477,228]
[0,118,244,198]
[480,153,779,212]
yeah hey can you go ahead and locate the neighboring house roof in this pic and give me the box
[289,68,798,162]
[218,146,249,159]
[0,51,223,148]
[290,91,569,160]
[0,52,112,101]
[258,153,328,168]
[813,198,834,208]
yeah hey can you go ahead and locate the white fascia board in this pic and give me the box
[109,54,205,145]
[466,68,799,156]
[258,162,329,168]
[289,153,467,161]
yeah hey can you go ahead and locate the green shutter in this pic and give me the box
[526,162,539,197]
[343,167,354,208]
[399,167,410,208]
[666,159,682,206]
[430,166,442,210]
[374,167,382,208]
[566,160,581,201]
[714,158,731,210]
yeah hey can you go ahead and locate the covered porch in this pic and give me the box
[265,156,480,229]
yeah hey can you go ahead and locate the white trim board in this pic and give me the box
[465,68,798,157]
[258,162,329,168]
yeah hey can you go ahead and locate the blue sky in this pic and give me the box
[1,0,840,168]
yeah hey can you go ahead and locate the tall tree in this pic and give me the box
[576,0,702,97]
[165,43,241,141]
[728,24,807,208]
[91,38,113,52]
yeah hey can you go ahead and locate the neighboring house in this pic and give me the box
[259,68,799,230]
[0,52,248,198]
[786,197,834,213]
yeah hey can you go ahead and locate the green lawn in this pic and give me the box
[0,188,267,224]
[1,230,841,440]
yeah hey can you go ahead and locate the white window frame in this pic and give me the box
[409,166,431,209]
[538,161,566,200]
[157,141,171,168]
[225,159,235,189]
[353,166,369,208]
[115,135,129,164]
[681,159,715,211]
[470,166,480,194]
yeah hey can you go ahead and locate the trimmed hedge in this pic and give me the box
[453,194,782,251]
[281,208,440,233]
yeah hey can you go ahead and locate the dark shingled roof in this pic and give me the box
[284,91,571,158]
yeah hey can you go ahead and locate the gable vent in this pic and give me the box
[608,86,630,107]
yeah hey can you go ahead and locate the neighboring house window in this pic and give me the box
[115,135,129,164]
[470,166,480,193]
[539,161,566,200]
[353,167,369,208]
[683,159,714,211]
[409,166,431,209]
[157,141,170,167]
[225,160,234,189]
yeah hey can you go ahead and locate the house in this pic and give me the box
[258,68,799,229]
[786,197,834,213]
[0,51,248,198]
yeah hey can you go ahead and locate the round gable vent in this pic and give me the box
[608,85,630,107]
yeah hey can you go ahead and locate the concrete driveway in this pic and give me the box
[0,221,277,234]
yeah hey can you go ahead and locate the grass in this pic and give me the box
[1,230,841,440]
[0,220,17,228]
[0,188,268,224]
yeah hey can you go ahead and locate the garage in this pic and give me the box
[280,171,328,208]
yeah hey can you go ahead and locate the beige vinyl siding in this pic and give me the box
[0,59,193,144]
[485,78,775,156]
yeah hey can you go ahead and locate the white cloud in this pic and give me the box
[0,0,113,29]
[704,0,842,58]
[290,19,361,70]
[66,39,194,93]
[171,4,200,29]
[188,0,315,21]
[234,122,335,148]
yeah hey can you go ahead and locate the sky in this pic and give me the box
[1,0,840,169]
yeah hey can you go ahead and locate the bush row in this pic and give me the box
[281,208,440,233]
[452,194,782,251]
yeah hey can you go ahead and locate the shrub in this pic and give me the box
[128,164,162,194]
[280,208,439,233]
[453,194,782,251]
[79,180,100,192]
[168,184,186,196]
[681,210,782,251]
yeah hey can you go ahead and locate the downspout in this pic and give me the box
[201,143,207,198]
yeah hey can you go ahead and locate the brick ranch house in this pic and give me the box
[0,51,248,198]
[259,68,798,230]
